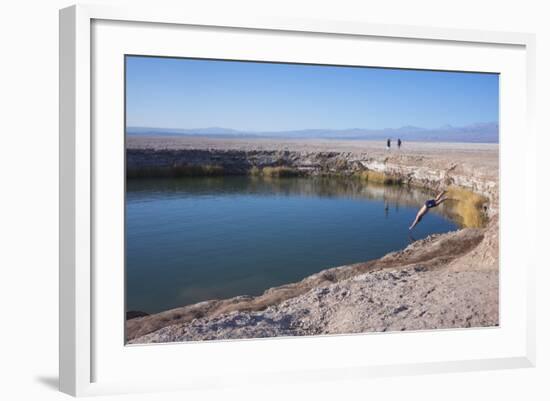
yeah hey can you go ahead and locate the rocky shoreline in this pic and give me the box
[126,137,499,344]
[127,138,498,204]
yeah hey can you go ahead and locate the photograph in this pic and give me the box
[124,55,499,344]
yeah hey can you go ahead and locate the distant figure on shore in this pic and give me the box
[386,138,391,150]
[398,138,402,149]
[409,190,449,230]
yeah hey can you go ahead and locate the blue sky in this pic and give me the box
[125,56,499,131]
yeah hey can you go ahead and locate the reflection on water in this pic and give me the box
[127,176,475,226]
[126,176,461,314]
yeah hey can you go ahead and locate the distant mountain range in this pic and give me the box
[127,122,499,143]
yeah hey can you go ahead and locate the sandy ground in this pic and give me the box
[128,136,499,172]
[126,137,499,343]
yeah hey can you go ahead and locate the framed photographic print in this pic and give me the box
[59,4,536,397]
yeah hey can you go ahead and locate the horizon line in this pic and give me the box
[126,121,499,133]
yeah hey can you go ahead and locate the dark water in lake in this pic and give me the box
[126,176,458,314]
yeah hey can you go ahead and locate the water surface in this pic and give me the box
[126,177,458,314]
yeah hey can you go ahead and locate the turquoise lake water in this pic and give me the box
[126,176,458,314]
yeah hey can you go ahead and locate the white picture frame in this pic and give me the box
[59,3,536,397]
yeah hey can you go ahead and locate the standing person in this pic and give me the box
[386,138,391,150]
[409,190,449,230]
[397,138,402,149]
